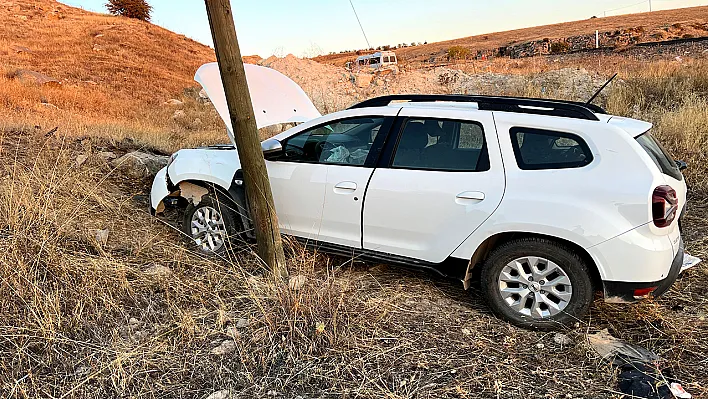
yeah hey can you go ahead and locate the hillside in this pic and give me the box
[1,0,215,125]
[313,6,708,66]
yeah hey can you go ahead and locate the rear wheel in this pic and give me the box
[480,238,593,330]
[182,191,243,255]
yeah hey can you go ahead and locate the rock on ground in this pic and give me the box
[98,151,116,161]
[553,333,573,346]
[210,340,236,356]
[93,228,109,246]
[16,70,61,87]
[75,154,89,167]
[10,45,33,54]
[111,151,168,179]
[206,390,235,399]
[171,110,185,120]
[288,275,307,291]
[144,264,172,276]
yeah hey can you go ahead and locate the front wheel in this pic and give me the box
[182,191,242,255]
[480,238,594,330]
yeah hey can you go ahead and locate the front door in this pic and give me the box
[267,114,394,246]
[362,108,506,263]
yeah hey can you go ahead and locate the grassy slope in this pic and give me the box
[1,0,214,109]
[0,0,227,152]
[314,6,708,66]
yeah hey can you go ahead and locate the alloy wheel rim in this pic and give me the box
[190,206,227,252]
[497,256,573,319]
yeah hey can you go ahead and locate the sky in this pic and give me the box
[63,0,708,57]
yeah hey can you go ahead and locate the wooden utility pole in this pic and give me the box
[204,0,288,279]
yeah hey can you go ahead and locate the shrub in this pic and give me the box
[447,46,470,61]
[105,0,152,21]
[550,41,570,54]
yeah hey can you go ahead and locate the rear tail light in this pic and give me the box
[652,185,678,228]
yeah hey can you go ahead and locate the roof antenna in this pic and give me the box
[348,0,372,49]
[587,73,618,105]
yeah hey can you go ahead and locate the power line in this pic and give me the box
[348,0,371,49]
[603,0,650,16]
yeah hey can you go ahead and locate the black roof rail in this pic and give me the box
[348,94,604,121]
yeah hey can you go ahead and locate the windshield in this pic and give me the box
[635,131,683,181]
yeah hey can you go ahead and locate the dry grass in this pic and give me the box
[1,1,708,398]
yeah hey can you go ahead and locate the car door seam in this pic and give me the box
[362,108,403,249]
[448,111,508,257]
[360,164,377,249]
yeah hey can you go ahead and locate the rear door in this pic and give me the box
[362,107,505,263]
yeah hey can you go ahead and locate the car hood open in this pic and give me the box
[195,62,322,145]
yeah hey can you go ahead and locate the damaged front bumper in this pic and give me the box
[150,166,171,215]
[603,238,684,303]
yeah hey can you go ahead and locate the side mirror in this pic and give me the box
[675,160,688,171]
[261,138,283,158]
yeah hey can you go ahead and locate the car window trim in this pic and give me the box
[274,116,394,168]
[379,116,491,173]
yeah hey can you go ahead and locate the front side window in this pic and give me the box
[391,118,489,171]
[510,127,593,170]
[280,117,386,166]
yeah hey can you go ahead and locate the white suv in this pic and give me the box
[151,63,687,329]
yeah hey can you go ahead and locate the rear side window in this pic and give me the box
[635,131,683,181]
[391,118,489,172]
[510,127,593,170]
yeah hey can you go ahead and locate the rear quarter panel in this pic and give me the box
[452,112,664,280]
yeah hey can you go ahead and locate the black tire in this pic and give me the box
[480,238,594,330]
[182,190,243,255]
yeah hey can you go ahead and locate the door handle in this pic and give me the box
[456,191,485,201]
[334,181,357,191]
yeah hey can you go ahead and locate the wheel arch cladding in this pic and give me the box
[463,231,602,291]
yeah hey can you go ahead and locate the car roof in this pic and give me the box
[388,101,651,137]
[390,101,480,110]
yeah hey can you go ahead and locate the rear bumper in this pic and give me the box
[603,238,684,303]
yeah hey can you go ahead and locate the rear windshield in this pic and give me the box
[635,131,683,181]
